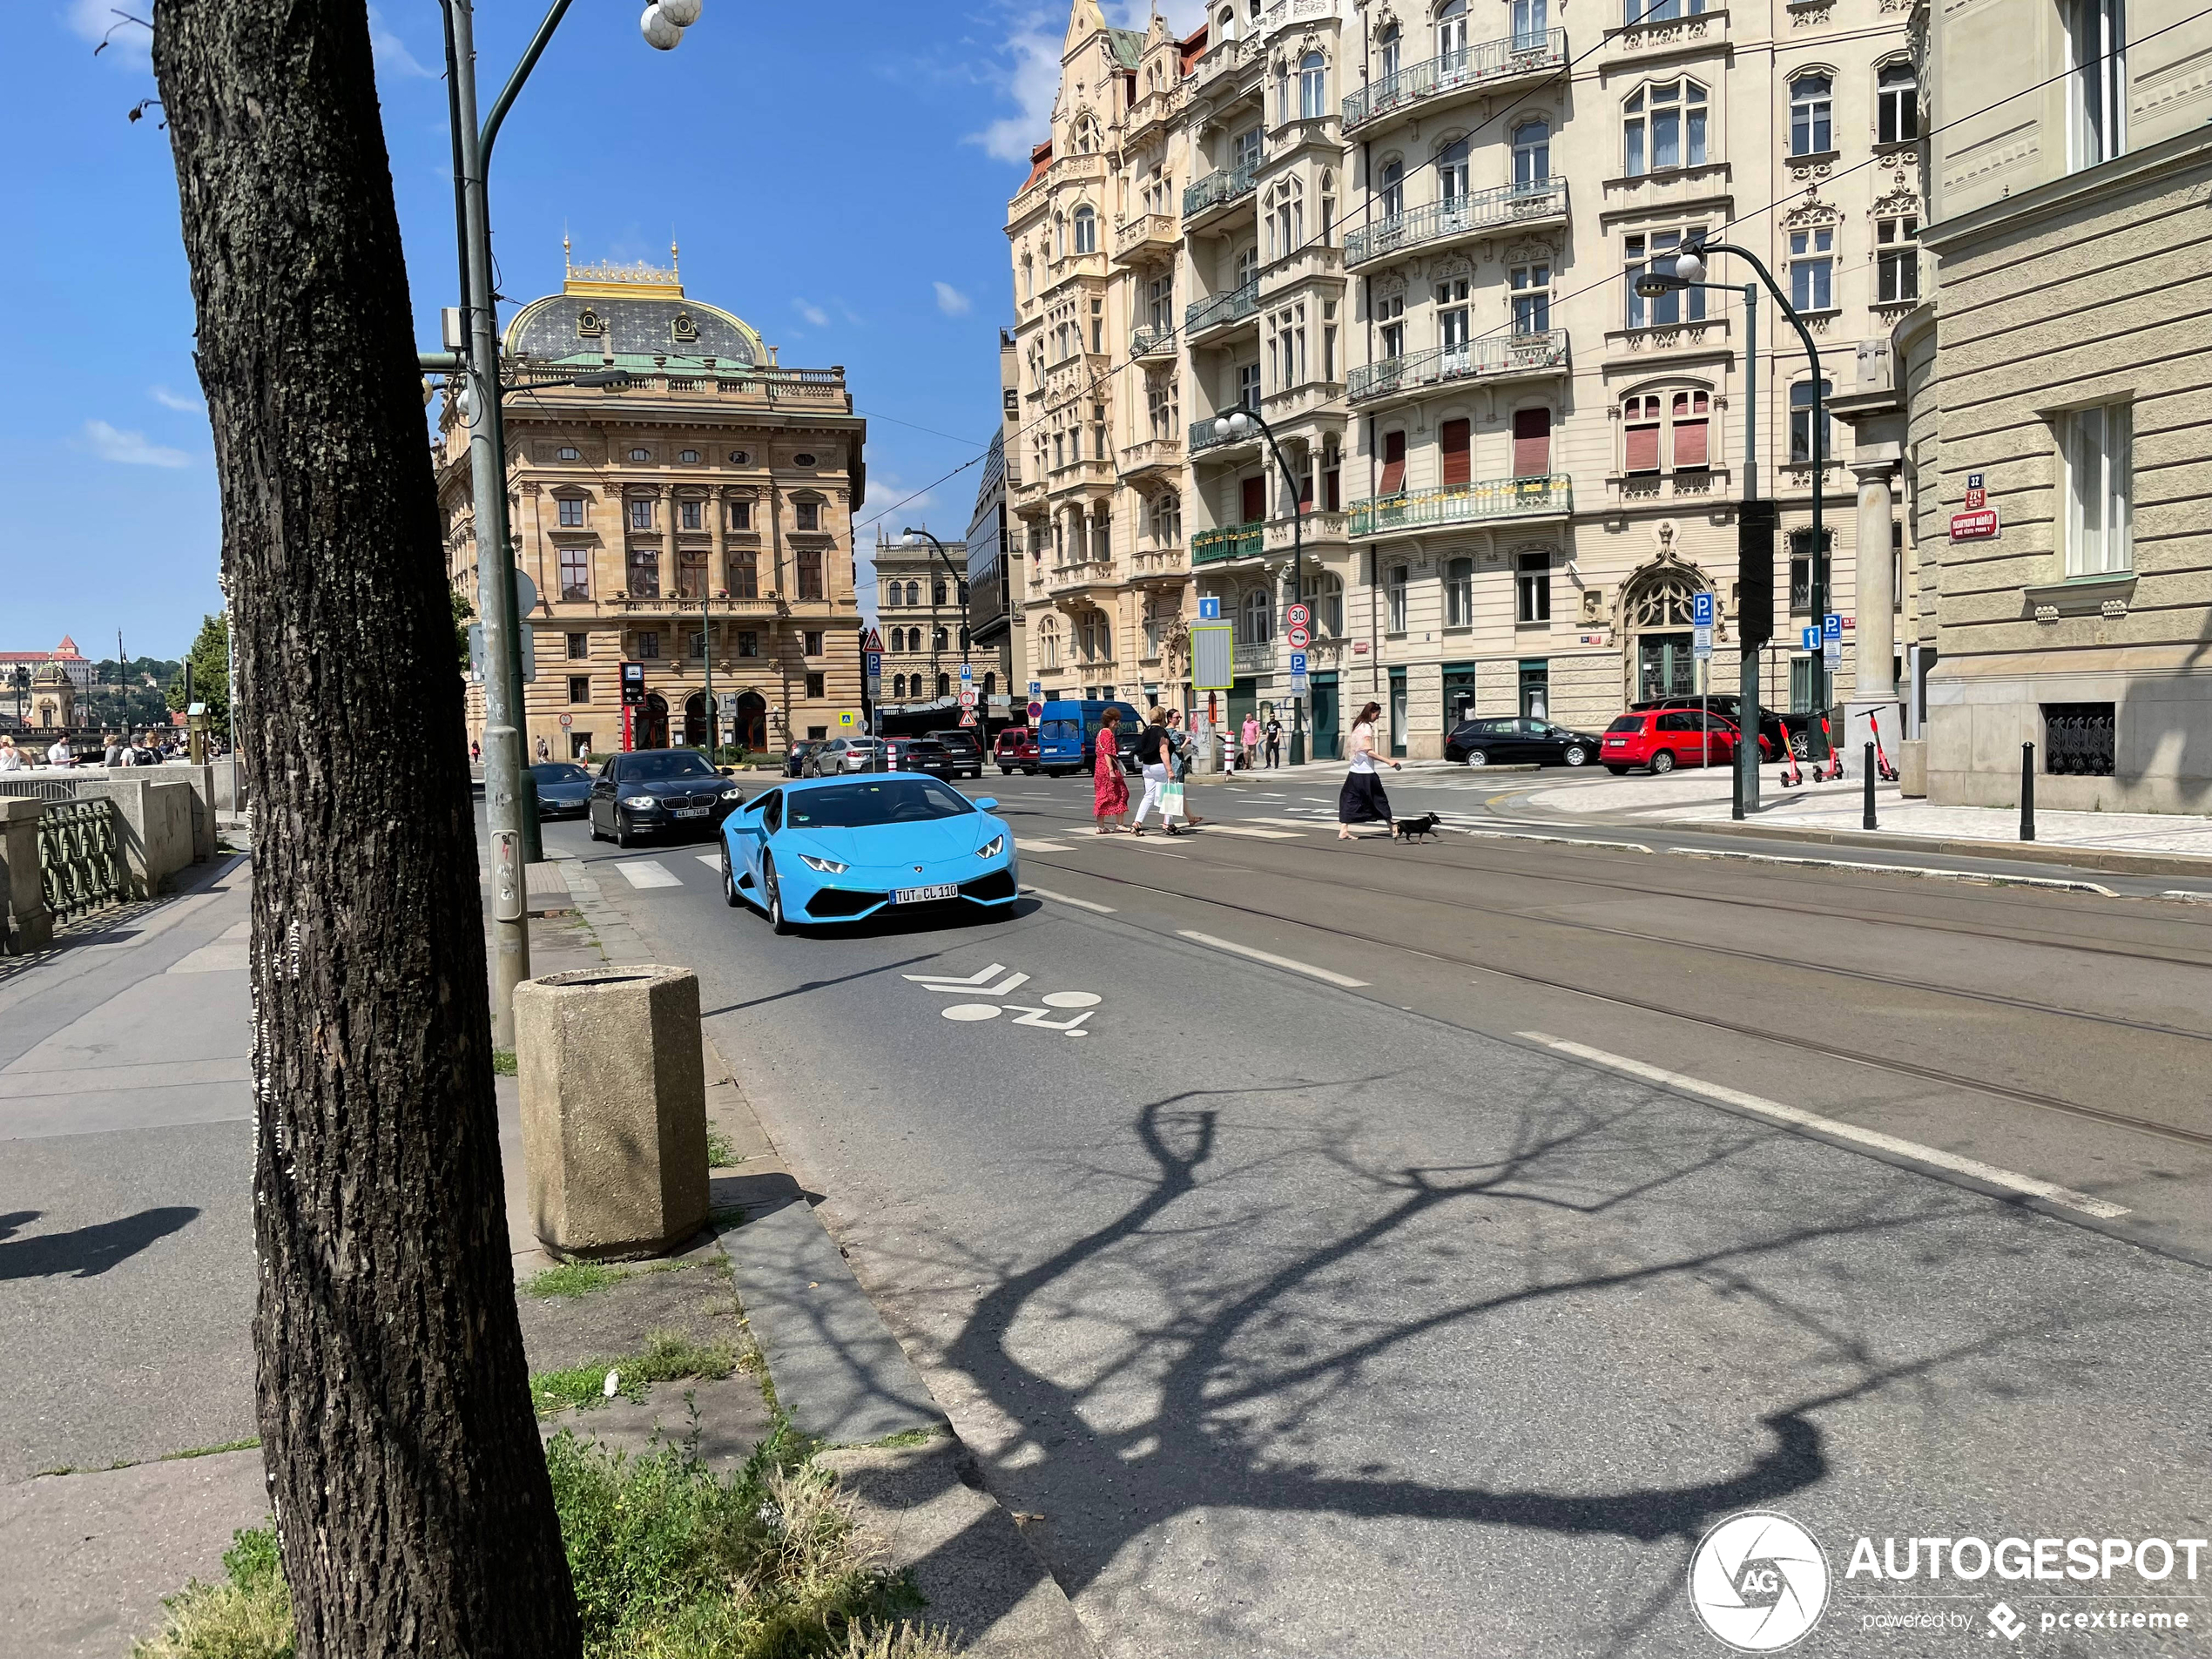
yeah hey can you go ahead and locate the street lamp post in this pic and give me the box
[1643,242,1831,769]
[435,0,701,1047]
[1215,408,1307,765]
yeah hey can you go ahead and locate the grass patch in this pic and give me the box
[705,1129,738,1168]
[492,1049,518,1076]
[163,1438,261,1462]
[134,1427,957,1659]
[523,1261,631,1300]
[531,1332,743,1419]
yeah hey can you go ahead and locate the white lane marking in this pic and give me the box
[697,853,723,870]
[1103,838,1188,857]
[1203,826,1303,840]
[1676,848,2118,895]
[941,1003,1002,1022]
[1024,886,1116,914]
[1445,827,1655,854]
[1042,990,1103,1008]
[617,860,684,889]
[1177,930,1370,988]
[1517,1032,2131,1221]
[906,965,1031,996]
[1006,1005,1094,1035]
[1016,838,1072,852]
[2158,890,2212,904]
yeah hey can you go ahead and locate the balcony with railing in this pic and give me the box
[1191,521,1266,564]
[1349,475,1573,538]
[1347,329,1570,405]
[1185,280,1261,341]
[1345,179,1569,269]
[1113,212,1180,266]
[1120,435,1184,479]
[1183,161,1258,223]
[1188,412,1263,458]
[1342,29,1568,132]
[1130,322,1177,359]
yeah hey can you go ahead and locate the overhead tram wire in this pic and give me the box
[874,3,2203,539]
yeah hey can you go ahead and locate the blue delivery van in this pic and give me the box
[1037,698,1145,777]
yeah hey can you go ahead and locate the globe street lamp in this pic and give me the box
[1214,406,1308,765]
[1638,240,1831,772]
[437,0,700,1046]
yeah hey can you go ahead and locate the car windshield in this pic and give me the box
[1606,716,1645,734]
[788,779,974,828]
[622,752,717,780]
[531,764,589,784]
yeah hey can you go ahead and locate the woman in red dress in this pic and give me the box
[1092,706,1130,833]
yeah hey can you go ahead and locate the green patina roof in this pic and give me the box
[1107,26,1144,69]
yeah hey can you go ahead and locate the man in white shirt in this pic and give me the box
[46,737,75,768]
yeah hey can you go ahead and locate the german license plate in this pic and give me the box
[673,806,709,819]
[894,883,959,904]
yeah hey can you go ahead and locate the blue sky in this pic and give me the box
[7,0,1201,658]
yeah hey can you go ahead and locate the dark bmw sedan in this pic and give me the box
[587,749,744,847]
[1444,716,1609,769]
[529,761,594,819]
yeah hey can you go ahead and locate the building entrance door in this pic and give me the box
[637,691,671,751]
[734,691,767,751]
[1637,635,1696,702]
[683,692,710,749]
[1310,672,1339,759]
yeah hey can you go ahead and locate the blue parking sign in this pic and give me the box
[1692,591,1715,629]
[1289,651,1308,675]
[864,651,881,678]
[1824,613,1843,643]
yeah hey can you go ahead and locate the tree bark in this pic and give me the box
[152,3,581,1654]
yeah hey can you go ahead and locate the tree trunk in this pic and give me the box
[152,3,581,1654]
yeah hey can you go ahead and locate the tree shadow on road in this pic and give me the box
[0,1205,199,1279]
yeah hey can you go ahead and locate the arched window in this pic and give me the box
[1319,170,1337,240]
[1276,58,1292,122]
[1439,138,1469,204]
[1267,177,1305,260]
[1039,617,1061,667]
[1379,157,1406,219]
[933,625,950,651]
[1791,74,1833,156]
[1625,79,1706,175]
[937,672,952,697]
[1878,62,1919,145]
[1301,570,1345,636]
[905,580,921,607]
[932,578,948,605]
[1053,212,1066,260]
[1298,51,1326,118]
[1512,118,1550,186]
[892,674,906,698]
[1021,255,1034,300]
[984,672,997,696]
[1445,556,1475,627]
[1072,205,1097,255]
[1437,0,1468,64]
[1379,22,1401,80]
[1622,388,1710,474]
[1240,587,1274,644]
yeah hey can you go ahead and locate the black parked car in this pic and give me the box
[925,727,986,780]
[529,761,594,819]
[785,740,821,779]
[588,749,744,848]
[1630,695,1807,759]
[1444,717,1609,769]
[884,738,961,780]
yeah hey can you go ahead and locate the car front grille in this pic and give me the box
[961,870,1018,902]
[806,888,883,919]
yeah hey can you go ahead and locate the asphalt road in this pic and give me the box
[551,771,2212,1659]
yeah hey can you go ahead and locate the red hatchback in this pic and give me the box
[994,726,1041,775]
[1601,708,1769,774]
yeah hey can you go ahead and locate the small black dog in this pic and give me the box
[1393,812,1443,842]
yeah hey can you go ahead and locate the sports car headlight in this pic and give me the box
[621,794,658,810]
[977,834,1005,860]
[798,854,848,874]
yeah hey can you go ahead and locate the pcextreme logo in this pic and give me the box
[1689,1511,1831,1652]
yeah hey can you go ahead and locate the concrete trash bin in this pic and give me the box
[514,965,710,1259]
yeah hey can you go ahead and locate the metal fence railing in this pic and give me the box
[38,798,122,923]
[0,777,82,802]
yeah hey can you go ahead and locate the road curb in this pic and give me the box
[1620,814,2212,880]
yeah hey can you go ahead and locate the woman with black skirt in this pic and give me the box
[1337,700,1402,840]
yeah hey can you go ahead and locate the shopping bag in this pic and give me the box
[1162,781,1186,819]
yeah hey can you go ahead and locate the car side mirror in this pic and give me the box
[973,798,999,813]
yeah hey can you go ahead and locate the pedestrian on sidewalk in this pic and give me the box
[46,736,75,768]
[1338,700,1400,840]
[535,735,550,763]
[1164,709,1207,828]
[1264,714,1282,767]
[470,739,481,765]
[1092,705,1130,834]
[1130,707,1180,836]
[0,736,21,772]
[102,731,125,767]
[1241,713,1261,772]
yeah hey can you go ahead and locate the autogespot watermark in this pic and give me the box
[1689,1515,2208,1649]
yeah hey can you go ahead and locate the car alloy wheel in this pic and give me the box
[721,841,741,908]
[1465,751,1488,768]
[763,856,794,935]
[1563,746,1588,766]
[615,817,636,849]
[1649,750,1676,774]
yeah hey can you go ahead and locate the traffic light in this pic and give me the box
[620,662,645,706]
[1737,500,1777,650]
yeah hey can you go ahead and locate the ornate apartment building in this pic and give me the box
[441,252,867,760]
[1009,0,1916,756]
[868,528,980,708]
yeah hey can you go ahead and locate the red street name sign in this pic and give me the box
[1950,507,2000,542]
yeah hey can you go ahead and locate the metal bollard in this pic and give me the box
[2020,742,2036,842]
[1864,743,1877,830]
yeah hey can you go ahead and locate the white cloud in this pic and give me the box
[148,384,203,414]
[792,299,831,328]
[968,24,1062,165]
[368,6,435,78]
[934,282,973,318]
[67,0,152,64]
[82,420,192,469]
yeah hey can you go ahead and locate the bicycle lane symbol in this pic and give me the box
[900,963,1102,1037]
